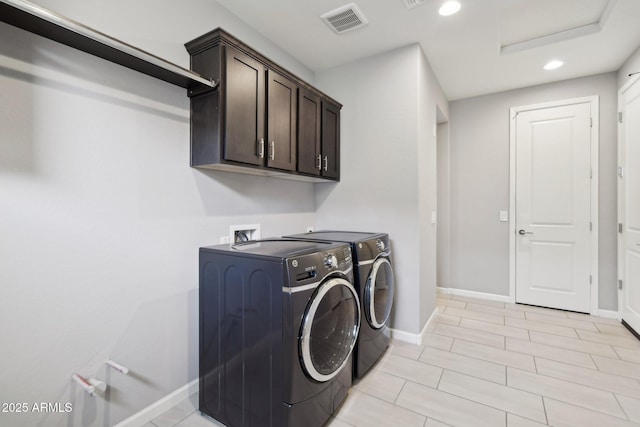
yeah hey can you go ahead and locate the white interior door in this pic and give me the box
[514,100,593,313]
[619,77,640,334]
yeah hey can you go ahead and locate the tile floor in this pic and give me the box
[145,294,640,426]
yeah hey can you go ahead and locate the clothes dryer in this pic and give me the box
[199,239,359,427]
[284,231,395,378]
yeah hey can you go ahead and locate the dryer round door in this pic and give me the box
[300,277,361,383]
[365,257,395,329]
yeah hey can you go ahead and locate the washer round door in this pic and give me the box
[365,257,395,329]
[300,277,361,382]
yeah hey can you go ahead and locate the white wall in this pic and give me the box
[437,122,451,288]
[314,44,448,336]
[448,72,619,310]
[28,0,316,82]
[417,52,449,328]
[0,1,319,426]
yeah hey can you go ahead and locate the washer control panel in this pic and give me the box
[324,254,338,269]
[287,245,352,285]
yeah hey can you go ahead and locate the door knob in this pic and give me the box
[518,229,533,235]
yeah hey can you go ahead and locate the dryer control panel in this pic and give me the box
[356,235,391,264]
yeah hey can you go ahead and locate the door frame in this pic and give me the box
[508,96,599,314]
[617,74,640,322]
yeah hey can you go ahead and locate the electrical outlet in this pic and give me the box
[220,236,230,244]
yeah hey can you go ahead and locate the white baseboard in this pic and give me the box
[597,309,620,320]
[114,379,198,427]
[390,307,438,346]
[389,328,421,344]
[438,287,621,319]
[420,307,439,344]
[437,286,512,303]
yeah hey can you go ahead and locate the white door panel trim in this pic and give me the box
[618,74,640,331]
[509,96,599,315]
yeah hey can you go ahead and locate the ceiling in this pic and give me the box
[215,0,640,100]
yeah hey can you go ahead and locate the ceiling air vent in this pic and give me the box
[403,0,426,8]
[321,3,368,34]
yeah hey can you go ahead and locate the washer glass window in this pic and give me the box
[300,278,360,382]
[365,258,394,329]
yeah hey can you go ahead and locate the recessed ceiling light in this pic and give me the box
[544,60,564,70]
[439,1,461,16]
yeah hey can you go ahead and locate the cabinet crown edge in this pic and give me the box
[185,27,342,108]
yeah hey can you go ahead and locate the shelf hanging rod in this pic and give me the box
[72,373,95,395]
[0,0,216,89]
[105,359,129,375]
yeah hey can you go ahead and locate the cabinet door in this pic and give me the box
[267,70,297,171]
[321,100,341,180]
[297,88,321,176]
[224,47,265,166]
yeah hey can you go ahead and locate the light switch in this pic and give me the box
[431,211,437,225]
[499,210,508,222]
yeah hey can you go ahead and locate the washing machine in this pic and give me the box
[284,231,395,379]
[199,238,360,427]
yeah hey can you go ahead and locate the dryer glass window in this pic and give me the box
[366,258,394,329]
[300,278,360,382]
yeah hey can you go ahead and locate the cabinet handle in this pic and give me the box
[323,156,328,172]
[317,154,322,170]
[258,138,265,158]
[270,141,275,160]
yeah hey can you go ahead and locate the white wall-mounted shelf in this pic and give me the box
[0,0,217,94]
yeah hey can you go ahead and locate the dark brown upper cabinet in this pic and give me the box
[297,89,340,180]
[321,100,341,180]
[186,28,341,182]
[224,47,265,166]
[267,70,297,171]
[297,88,322,176]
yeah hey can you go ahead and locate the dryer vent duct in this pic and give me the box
[403,0,426,9]
[321,3,368,34]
